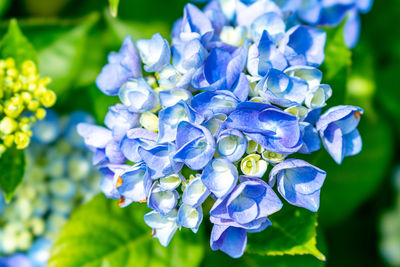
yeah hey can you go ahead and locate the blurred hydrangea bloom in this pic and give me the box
[79,0,364,258]
[0,110,100,267]
[0,58,56,156]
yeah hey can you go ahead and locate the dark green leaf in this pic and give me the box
[316,115,394,226]
[0,0,10,17]
[48,194,205,267]
[0,19,37,67]
[246,205,325,260]
[320,21,352,107]
[0,147,26,202]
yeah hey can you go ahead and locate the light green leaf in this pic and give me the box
[0,147,26,202]
[48,194,205,267]
[246,205,325,261]
[109,0,120,17]
[321,21,352,107]
[36,13,99,96]
[0,19,37,67]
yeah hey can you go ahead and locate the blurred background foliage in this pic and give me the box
[0,0,399,266]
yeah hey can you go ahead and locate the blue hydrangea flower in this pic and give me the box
[247,31,288,77]
[269,159,326,212]
[96,36,142,96]
[157,101,203,143]
[201,158,238,198]
[316,105,363,164]
[192,44,248,95]
[210,176,282,257]
[136,33,171,72]
[216,129,247,162]
[172,38,207,74]
[147,182,179,214]
[174,121,216,170]
[118,78,159,113]
[178,204,203,233]
[104,104,140,141]
[190,91,240,120]
[139,143,183,179]
[225,102,302,153]
[99,164,129,199]
[298,122,321,154]
[182,175,210,207]
[144,210,179,247]
[279,25,326,67]
[117,162,152,207]
[177,3,214,44]
[120,128,158,163]
[256,68,308,107]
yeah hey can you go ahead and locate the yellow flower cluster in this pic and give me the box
[0,58,56,155]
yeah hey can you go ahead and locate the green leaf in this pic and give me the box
[246,205,325,261]
[0,0,10,17]
[109,0,120,17]
[89,84,119,123]
[48,194,205,267]
[105,11,170,43]
[0,19,37,67]
[36,13,99,97]
[203,252,324,267]
[315,115,394,226]
[0,147,26,202]
[320,21,352,107]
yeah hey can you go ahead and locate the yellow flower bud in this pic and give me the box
[14,131,30,149]
[246,140,264,154]
[0,117,18,135]
[39,90,56,108]
[19,120,31,132]
[27,100,40,111]
[6,68,18,78]
[4,102,24,118]
[21,92,32,103]
[3,134,14,147]
[38,77,51,87]
[261,151,286,164]
[0,57,55,152]
[33,87,46,98]
[35,108,46,120]
[5,58,15,68]
[22,60,36,76]
[240,154,268,178]
[139,112,159,132]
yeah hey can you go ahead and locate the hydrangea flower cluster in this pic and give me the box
[0,58,56,155]
[0,110,100,267]
[78,0,363,258]
[193,0,373,48]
